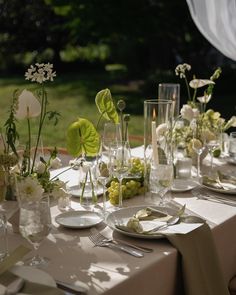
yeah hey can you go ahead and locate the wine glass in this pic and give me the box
[19,196,51,267]
[149,156,174,206]
[95,155,111,215]
[102,122,121,152]
[206,136,221,173]
[109,141,131,208]
[192,137,206,179]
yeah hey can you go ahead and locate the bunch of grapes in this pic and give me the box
[107,157,146,205]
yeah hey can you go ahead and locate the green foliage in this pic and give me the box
[67,118,100,157]
[95,88,119,124]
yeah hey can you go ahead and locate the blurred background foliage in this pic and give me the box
[0,0,235,146]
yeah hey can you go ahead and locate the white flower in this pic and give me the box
[15,89,41,119]
[192,108,200,118]
[189,79,215,89]
[25,63,56,84]
[197,94,212,104]
[50,157,62,169]
[175,63,191,78]
[17,176,44,201]
[156,123,168,139]
[180,104,194,121]
[36,161,46,174]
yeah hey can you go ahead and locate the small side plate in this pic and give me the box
[68,185,104,197]
[171,179,198,192]
[55,211,103,229]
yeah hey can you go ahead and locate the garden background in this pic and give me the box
[0,0,235,148]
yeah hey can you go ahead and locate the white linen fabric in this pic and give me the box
[186,0,236,61]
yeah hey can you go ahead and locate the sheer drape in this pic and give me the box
[186,0,236,61]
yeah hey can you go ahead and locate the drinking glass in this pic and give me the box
[95,153,111,215]
[102,122,121,152]
[192,138,206,178]
[19,196,51,267]
[109,141,131,208]
[0,212,8,261]
[158,83,180,118]
[229,132,236,159]
[149,156,174,206]
[206,136,221,172]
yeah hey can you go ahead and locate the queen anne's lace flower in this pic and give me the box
[175,63,191,78]
[25,63,56,84]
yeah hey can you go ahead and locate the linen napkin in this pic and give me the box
[167,223,230,295]
[0,271,64,295]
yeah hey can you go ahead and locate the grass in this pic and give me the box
[0,71,145,150]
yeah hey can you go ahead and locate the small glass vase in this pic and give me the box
[78,157,98,209]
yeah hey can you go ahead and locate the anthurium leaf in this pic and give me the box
[95,88,119,123]
[67,118,100,157]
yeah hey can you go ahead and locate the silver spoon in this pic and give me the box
[145,215,180,234]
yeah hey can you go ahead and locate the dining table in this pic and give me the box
[1,146,236,295]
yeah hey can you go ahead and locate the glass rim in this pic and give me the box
[144,99,172,104]
[158,83,180,87]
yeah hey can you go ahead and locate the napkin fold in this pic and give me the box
[0,271,64,295]
[167,223,229,295]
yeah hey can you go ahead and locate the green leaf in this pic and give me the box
[95,88,119,123]
[67,118,100,157]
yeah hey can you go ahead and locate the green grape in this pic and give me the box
[107,159,146,205]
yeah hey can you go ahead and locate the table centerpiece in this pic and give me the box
[173,63,236,161]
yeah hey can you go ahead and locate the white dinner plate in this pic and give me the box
[55,210,103,229]
[201,183,236,195]
[105,205,177,239]
[10,265,56,287]
[171,179,198,192]
[68,185,104,197]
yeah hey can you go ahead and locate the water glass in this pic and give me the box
[229,132,236,159]
[158,83,180,118]
[0,212,8,261]
[176,157,192,179]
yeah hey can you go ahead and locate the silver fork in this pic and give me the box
[90,229,153,253]
[89,231,144,258]
[193,189,236,206]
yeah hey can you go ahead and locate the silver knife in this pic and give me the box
[56,279,89,294]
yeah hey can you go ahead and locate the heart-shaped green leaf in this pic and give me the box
[95,88,119,123]
[67,118,100,157]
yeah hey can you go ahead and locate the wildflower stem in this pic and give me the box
[27,116,31,174]
[184,77,191,102]
[31,85,47,174]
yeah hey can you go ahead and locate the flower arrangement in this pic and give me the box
[1,63,67,201]
[173,63,236,155]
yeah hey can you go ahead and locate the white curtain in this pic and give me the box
[186,0,236,61]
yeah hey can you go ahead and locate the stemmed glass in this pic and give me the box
[149,156,174,206]
[19,196,52,267]
[206,135,221,173]
[102,122,121,152]
[109,141,131,208]
[192,137,206,179]
[95,153,111,215]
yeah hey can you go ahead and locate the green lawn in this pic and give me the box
[0,72,145,150]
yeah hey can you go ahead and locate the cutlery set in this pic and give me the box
[193,188,236,207]
[89,230,153,257]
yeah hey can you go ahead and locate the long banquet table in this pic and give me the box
[2,148,236,295]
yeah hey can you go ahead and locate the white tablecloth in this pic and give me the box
[2,148,236,295]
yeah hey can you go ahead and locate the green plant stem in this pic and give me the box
[80,171,88,204]
[184,77,191,102]
[31,86,47,174]
[27,116,31,174]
